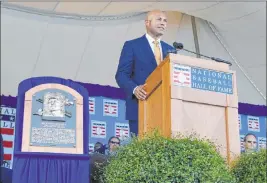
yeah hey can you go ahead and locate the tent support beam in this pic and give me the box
[207,21,266,101]
[191,16,200,58]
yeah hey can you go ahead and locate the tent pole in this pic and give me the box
[191,16,200,58]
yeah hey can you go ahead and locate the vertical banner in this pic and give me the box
[239,114,266,153]
[0,106,16,169]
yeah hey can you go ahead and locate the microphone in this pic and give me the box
[172,42,232,66]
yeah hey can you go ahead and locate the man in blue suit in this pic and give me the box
[115,10,174,136]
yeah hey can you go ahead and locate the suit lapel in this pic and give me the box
[160,41,167,59]
[140,35,157,68]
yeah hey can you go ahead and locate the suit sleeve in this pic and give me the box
[115,41,138,97]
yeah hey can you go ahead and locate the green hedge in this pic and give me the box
[100,133,235,183]
[231,149,266,183]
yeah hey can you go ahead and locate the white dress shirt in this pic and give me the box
[133,34,163,94]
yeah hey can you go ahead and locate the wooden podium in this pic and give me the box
[138,53,240,163]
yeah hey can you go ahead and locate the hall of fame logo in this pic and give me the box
[258,137,266,149]
[91,120,106,138]
[88,143,94,154]
[103,99,118,117]
[247,116,260,132]
[89,97,95,115]
[115,123,129,139]
[173,65,191,87]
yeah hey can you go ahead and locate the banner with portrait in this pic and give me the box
[239,114,266,153]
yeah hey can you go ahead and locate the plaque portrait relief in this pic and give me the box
[34,92,74,120]
[21,84,84,154]
[43,93,66,118]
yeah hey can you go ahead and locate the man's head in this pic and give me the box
[145,10,167,39]
[94,142,103,152]
[244,133,257,152]
[108,136,120,152]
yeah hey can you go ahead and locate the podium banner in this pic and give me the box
[172,64,233,94]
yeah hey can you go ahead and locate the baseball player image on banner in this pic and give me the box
[239,114,266,153]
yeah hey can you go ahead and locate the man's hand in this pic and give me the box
[134,84,147,100]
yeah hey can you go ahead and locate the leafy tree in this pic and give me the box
[231,149,266,183]
[100,132,236,183]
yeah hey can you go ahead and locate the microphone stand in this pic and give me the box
[182,48,210,60]
[173,47,232,66]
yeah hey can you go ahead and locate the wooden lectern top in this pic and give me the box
[143,53,238,108]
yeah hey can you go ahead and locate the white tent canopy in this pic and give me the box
[1,1,266,105]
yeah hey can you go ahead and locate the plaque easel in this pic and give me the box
[12,77,90,183]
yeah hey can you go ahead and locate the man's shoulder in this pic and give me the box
[123,35,173,50]
[124,35,145,45]
[161,40,173,49]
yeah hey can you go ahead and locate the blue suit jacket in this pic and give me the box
[115,35,174,120]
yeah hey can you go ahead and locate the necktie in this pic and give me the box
[153,41,161,65]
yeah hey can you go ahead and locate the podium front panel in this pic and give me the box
[171,99,227,157]
[169,58,240,161]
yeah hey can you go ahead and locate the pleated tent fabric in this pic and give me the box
[1,2,265,105]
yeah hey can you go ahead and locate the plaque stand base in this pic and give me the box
[12,152,90,183]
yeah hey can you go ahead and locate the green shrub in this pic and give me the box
[100,132,236,183]
[231,149,266,183]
